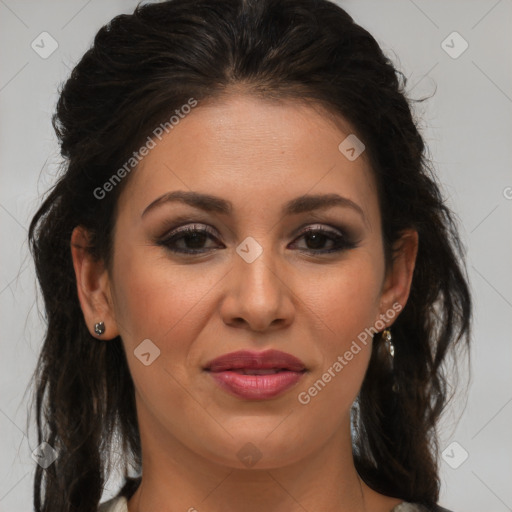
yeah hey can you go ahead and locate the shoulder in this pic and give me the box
[98,496,128,512]
[391,503,454,512]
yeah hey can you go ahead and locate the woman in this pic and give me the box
[28,0,471,511]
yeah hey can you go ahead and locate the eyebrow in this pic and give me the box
[141,190,367,222]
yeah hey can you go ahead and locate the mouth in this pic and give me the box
[203,349,307,400]
[204,349,307,373]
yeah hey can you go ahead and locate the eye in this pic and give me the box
[157,224,221,254]
[289,224,358,254]
[156,223,358,255]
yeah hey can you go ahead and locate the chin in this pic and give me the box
[197,431,312,470]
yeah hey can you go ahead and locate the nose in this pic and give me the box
[219,245,295,333]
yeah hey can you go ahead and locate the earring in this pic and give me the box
[382,329,394,358]
[382,329,399,393]
[94,321,105,336]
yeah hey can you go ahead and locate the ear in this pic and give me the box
[70,226,120,340]
[376,228,419,327]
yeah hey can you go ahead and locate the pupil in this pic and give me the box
[306,233,325,249]
[186,232,207,248]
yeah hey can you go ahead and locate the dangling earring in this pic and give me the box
[382,329,399,393]
[94,321,105,336]
[382,329,394,358]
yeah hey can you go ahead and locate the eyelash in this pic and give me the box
[156,223,358,255]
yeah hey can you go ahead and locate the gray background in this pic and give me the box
[1,1,511,510]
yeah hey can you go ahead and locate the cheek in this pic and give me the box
[112,239,203,332]
[110,242,226,373]
[311,252,384,342]
[109,248,213,410]
[300,249,384,392]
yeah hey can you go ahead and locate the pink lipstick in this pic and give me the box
[204,349,307,400]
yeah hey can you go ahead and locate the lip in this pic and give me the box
[204,349,306,372]
[204,349,307,400]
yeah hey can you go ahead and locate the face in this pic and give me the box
[77,93,416,470]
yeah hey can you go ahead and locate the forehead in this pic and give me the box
[117,94,379,226]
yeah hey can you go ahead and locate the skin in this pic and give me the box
[71,93,418,512]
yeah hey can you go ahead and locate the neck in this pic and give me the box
[128,408,373,512]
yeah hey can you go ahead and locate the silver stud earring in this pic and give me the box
[382,329,399,393]
[94,321,105,336]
